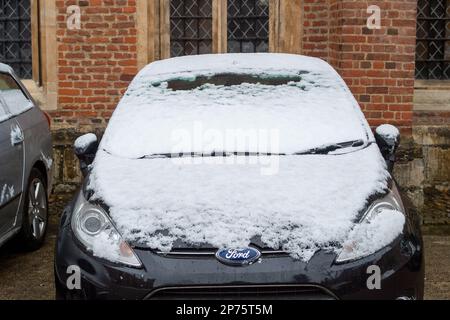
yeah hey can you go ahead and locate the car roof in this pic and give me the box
[138,53,336,82]
[0,63,13,74]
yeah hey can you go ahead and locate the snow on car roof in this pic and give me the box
[101,53,373,158]
[0,63,13,74]
[138,53,333,82]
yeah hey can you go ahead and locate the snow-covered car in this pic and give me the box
[0,63,53,251]
[54,54,424,300]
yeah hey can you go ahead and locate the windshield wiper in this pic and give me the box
[141,141,365,159]
[142,151,286,159]
[293,140,365,155]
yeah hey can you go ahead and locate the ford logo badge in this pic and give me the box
[215,248,261,266]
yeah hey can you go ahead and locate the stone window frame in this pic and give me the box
[22,0,57,111]
[136,0,303,69]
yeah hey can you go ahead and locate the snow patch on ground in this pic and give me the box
[89,144,390,261]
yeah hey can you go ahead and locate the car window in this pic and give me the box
[0,100,8,123]
[0,73,33,116]
[164,73,304,91]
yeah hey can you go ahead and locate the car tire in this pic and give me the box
[17,168,49,251]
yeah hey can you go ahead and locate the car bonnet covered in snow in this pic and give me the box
[89,54,396,260]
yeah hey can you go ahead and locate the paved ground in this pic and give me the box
[0,197,449,300]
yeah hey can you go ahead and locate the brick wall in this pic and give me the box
[50,0,138,129]
[302,0,329,60]
[330,0,417,134]
[46,0,450,226]
[49,0,416,132]
[303,0,417,133]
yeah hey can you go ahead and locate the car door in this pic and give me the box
[0,74,25,237]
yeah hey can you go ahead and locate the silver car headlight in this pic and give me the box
[336,185,406,263]
[71,192,142,268]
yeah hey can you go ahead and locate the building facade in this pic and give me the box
[1,0,449,225]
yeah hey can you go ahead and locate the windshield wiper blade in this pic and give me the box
[141,142,365,159]
[142,151,286,159]
[294,140,365,155]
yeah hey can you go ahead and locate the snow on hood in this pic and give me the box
[100,54,372,158]
[89,144,391,261]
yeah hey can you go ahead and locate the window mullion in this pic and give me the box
[213,0,228,53]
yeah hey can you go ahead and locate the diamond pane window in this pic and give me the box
[227,0,269,53]
[416,0,450,79]
[0,0,32,78]
[170,0,213,57]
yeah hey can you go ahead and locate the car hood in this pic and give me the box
[88,144,390,261]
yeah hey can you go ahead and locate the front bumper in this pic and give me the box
[55,210,424,300]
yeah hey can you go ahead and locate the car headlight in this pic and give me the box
[336,186,406,263]
[71,192,142,268]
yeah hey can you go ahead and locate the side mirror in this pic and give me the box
[74,133,99,177]
[374,124,400,171]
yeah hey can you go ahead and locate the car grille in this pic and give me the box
[145,285,338,300]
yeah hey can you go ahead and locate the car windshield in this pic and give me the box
[142,139,366,159]
[163,73,303,91]
[101,55,371,159]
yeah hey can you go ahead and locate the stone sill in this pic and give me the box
[414,80,450,112]
[415,80,450,90]
[21,79,46,106]
[21,79,57,111]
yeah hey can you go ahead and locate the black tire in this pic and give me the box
[16,168,49,251]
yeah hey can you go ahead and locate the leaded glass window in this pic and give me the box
[0,0,32,78]
[170,0,213,57]
[416,0,450,79]
[227,0,270,53]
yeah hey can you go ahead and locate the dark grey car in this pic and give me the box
[0,63,53,251]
